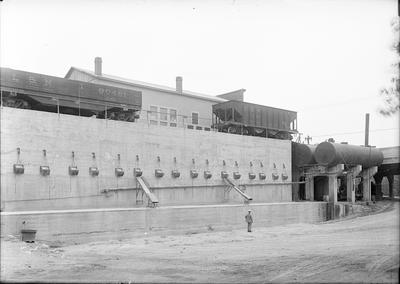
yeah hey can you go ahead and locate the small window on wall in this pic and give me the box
[149,106,158,125]
[170,109,177,127]
[160,107,168,126]
[192,112,199,125]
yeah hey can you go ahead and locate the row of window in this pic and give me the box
[148,105,199,127]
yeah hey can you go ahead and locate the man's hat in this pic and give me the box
[248,209,251,212]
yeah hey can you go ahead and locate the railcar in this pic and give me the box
[212,100,297,140]
[0,67,142,121]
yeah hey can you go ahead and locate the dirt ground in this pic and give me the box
[1,201,399,283]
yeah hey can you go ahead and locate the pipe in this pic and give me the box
[314,142,383,168]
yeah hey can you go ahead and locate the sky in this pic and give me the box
[1,0,398,147]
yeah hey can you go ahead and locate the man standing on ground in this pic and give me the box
[245,209,253,232]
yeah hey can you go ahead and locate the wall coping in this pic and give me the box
[0,202,327,216]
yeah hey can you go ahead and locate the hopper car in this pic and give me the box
[0,67,142,121]
[212,100,297,140]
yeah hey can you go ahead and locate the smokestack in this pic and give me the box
[94,57,102,76]
[365,113,370,146]
[176,76,182,94]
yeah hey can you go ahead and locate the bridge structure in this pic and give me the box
[374,146,400,199]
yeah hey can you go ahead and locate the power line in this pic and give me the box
[296,96,378,112]
[311,127,398,138]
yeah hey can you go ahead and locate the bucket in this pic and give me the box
[21,229,37,243]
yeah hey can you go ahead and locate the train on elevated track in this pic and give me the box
[212,100,297,140]
[1,67,297,140]
[0,67,142,122]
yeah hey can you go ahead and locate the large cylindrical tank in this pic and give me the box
[292,142,317,166]
[314,142,383,168]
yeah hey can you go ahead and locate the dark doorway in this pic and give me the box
[337,176,346,201]
[299,176,306,200]
[314,176,329,201]
[356,178,363,201]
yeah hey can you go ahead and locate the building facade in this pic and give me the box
[65,57,246,131]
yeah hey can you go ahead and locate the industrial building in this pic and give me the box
[65,57,229,130]
[0,58,398,244]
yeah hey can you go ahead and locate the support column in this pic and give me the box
[328,175,338,204]
[387,175,394,199]
[361,166,378,202]
[305,175,314,201]
[354,178,362,201]
[292,168,300,201]
[346,174,355,203]
[346,165,362,204]
[374,174,384,200]
[362,176,371,202]
[326,164,344,204]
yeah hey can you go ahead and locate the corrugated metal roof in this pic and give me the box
[65,67,227,103]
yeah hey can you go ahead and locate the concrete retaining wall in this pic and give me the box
[327,202,365,220]
[1,107,292,211]
[1,202,328,244]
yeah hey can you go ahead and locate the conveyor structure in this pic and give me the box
[223,177,252,202]
[136,176,159,207]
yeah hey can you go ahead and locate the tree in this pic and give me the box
[379,18,399,116]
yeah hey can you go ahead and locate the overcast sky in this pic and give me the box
[1,0,398,147]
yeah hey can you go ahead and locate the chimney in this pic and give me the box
[176,76,183,94]
[94,57,102,76]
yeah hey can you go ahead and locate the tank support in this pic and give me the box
[360,166,378,202]
[346,165,362,203]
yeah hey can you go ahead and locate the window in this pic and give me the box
[170,109,177,127]
[192,112,199,125]
[150,106,158,119]
[187,125,194,129]
[204,127,211,131]
[160,108,168,121]
[149,106,158,125]
[196,126,202,130]
[160,107,168,126]
[148,106,180,127]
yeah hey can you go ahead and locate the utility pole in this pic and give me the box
[365,113,370,146]
[305,135,312,144]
